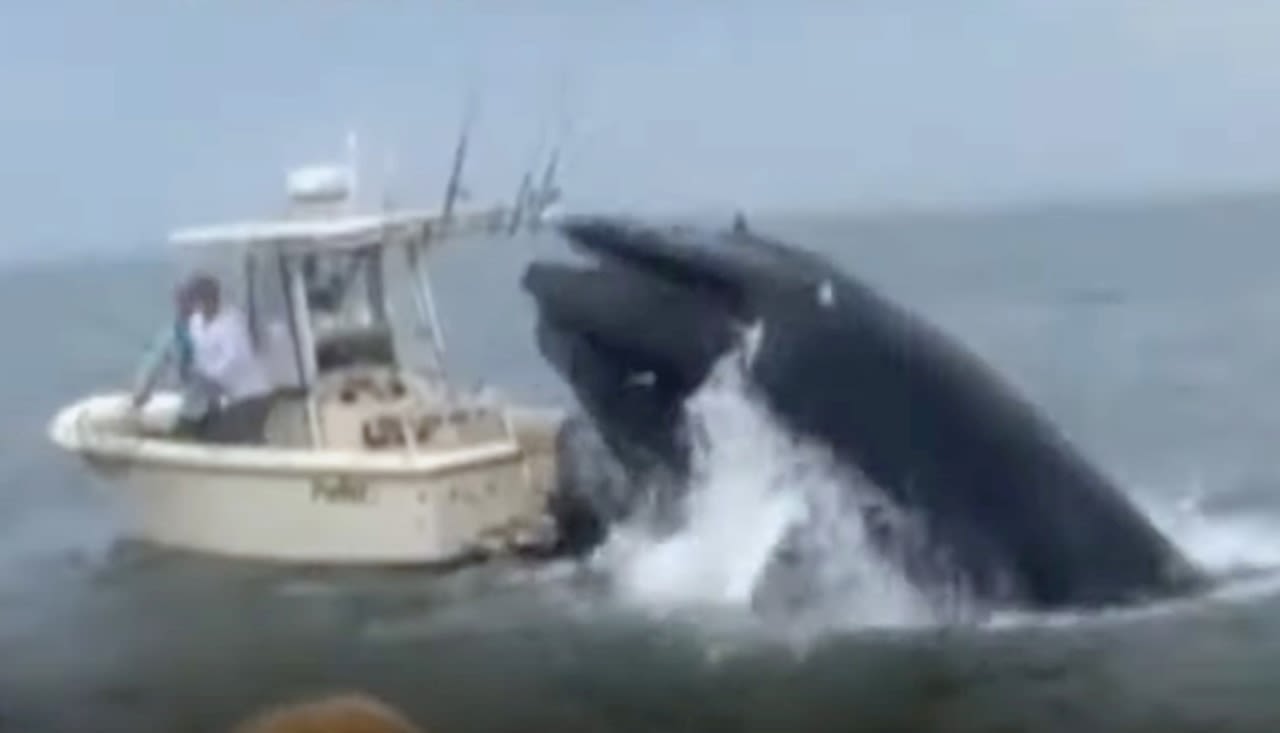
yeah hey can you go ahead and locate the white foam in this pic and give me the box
[601,356,803,609]
[590,347,1280,639]
[1141,480,1280,576]
[600,350,937,629]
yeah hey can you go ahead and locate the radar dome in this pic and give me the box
[286,165,353,205]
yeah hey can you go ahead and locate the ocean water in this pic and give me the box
[6,196,1280,731]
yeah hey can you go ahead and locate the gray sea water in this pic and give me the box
[6,196,1280,732]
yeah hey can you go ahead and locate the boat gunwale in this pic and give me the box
[49,393,559,480]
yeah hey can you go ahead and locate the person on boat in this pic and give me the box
[184,273,276,444]
[131,282,219,437]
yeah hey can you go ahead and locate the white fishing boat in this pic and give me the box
[48,133,571,565]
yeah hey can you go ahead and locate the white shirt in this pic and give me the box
[188,306,273,403]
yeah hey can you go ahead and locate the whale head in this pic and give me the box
[522,217,839,479]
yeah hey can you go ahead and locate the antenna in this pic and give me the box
[440,108,473,230]
[528,141,564,229]
[537,146,561,201]
[380,144,398,212]
[412,99,478,379]
[344,130,360,209]
[506,170,533,236]
[501,78,576,235]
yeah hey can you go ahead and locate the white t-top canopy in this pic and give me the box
[168,205,508,253]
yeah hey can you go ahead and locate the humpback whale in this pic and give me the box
[522,216,1205,611]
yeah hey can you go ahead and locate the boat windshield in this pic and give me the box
[237,239,407,394]
[301,245,395,373]
[303,246,387,329]
[243,252,306,391]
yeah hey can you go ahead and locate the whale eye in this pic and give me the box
[816,280,836,308]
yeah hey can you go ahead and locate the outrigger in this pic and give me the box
[48,131,570,564]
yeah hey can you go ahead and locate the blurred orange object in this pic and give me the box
[230,693,423,733]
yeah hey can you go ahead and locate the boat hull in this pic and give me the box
[50,393,562,565]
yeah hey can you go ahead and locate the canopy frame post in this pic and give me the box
[277,250,323,447]
[406,231,449,380]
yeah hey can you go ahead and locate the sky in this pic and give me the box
[3,1,1280,261]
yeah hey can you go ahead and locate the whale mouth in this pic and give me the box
[522,218,749,477]
[522,257,733,397]
[520,215,819,406]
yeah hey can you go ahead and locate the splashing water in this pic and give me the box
[1141,481,1280,578]
[600,349,940,628]
[580,330,1280,635]
[591,352,1280,635]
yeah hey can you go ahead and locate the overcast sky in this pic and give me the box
[3,1,1280,260]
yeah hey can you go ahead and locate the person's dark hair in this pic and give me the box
[184,273,220,308]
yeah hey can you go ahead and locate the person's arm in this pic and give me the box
[132,328,175,407]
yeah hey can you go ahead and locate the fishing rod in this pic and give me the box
[439,104,474,232]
